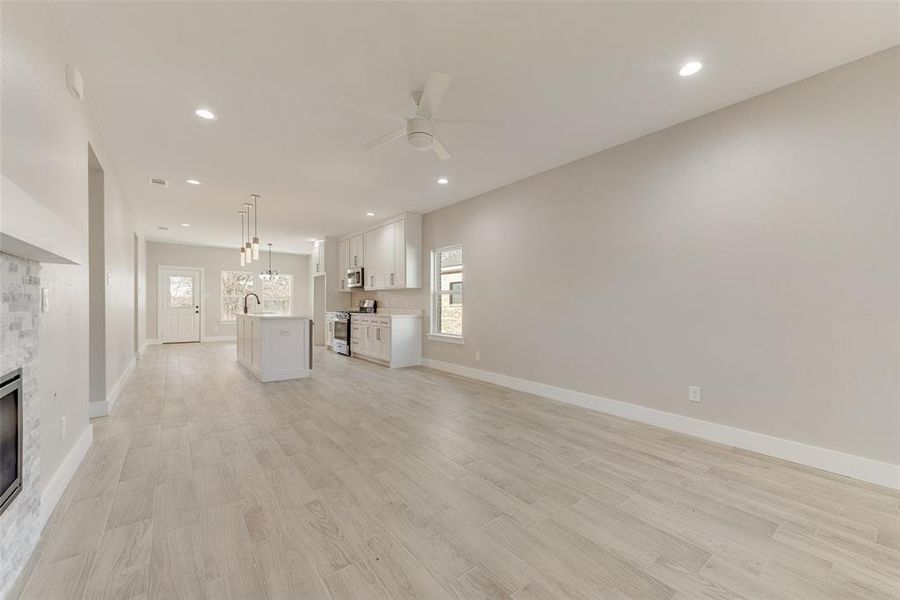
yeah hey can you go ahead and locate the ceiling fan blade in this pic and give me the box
[431,136,453,160]
[416,72,451,118]
[434,118,504,128]
[361,127,407,151]
[336,101,406,123]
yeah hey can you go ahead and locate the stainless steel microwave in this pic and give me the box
[347,266,364,289]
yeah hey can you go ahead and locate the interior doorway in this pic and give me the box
[88,146,106,406]
[133,233,139,356]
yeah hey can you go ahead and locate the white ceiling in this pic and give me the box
[53,1,899,254]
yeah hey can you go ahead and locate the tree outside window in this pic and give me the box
[221,271,292,321]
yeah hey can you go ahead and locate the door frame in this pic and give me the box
[157,265,205,343]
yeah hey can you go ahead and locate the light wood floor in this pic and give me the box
[19,342,900,599]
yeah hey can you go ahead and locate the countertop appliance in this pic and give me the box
[347,266,364,289]
[352,299,376,314]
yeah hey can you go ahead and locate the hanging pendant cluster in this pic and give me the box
[238,194,277,277]
[238,194,261,266]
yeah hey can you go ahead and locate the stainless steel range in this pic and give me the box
[332,312,351,355]
[333,299,376,356]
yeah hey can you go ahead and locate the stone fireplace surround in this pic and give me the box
[0,252,42,598]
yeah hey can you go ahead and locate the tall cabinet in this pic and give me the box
[337,239,351,292]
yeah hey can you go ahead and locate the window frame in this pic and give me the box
[219,271,294,323]
[428,244,464,344]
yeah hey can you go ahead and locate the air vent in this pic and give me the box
[148,177,169,188]
[158,226,169,231]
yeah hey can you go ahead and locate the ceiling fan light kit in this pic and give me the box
[339,71,502,161]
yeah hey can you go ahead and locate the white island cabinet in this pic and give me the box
[235,314,313,382]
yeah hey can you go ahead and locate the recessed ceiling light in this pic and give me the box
[181,223,191,227]
[437,177,449,185]
[308,238,317,242]
[679,61,703,77]
[194,108,216,120]
[186,179,201,185]
[366,212,376,216]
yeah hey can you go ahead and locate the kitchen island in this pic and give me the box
[235,314,313,382]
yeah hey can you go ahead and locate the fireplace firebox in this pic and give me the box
[0,368,22,516]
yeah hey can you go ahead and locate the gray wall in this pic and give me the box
[381,48,900,465]
[145,241,313,340]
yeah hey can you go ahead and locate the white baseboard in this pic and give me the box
[88,356,136,418]
[40,424,93,526]
[421,358,900,490]
[138,338,156,357]
[202,335,235,343]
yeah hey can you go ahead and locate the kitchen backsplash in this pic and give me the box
[351,289,426,311]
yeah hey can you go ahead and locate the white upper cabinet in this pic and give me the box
[312,242,324,276]
[341,213,421,291]
[337,239,351,292]
[391,219,406,288]
[356,214,420,291]
[349,234,364,269]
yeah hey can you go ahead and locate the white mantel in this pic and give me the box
[0,175,83,265]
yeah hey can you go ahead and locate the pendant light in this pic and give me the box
[242,202,253,263]
[251,194,260,260]
[238,210,247,266]
[260,243,279,280]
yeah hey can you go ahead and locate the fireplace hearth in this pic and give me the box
[0,369,22,516]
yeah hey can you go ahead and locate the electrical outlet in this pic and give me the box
[61,416,67,440]
[475,351,480,362]
[689,385,702,403]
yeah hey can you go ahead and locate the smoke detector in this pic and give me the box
[148,177,169,188]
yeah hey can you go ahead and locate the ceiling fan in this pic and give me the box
[338,72,501,160]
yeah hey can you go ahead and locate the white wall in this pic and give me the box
[379,48,900,467]
[145,241,312,341]
[1,1,144,591]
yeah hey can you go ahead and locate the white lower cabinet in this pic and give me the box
[350,314,420,368]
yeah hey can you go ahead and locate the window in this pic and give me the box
[431,245,463,339]
[220,271,293,321]
[260,274,292,315]
[168,275,194,308]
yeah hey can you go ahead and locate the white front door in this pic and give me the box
[159,267,201,343]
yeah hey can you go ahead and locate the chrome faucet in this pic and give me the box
[243,293,260,314]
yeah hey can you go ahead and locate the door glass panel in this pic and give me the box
[168,275,194,308]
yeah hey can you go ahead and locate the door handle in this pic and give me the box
[390,273,394,285]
